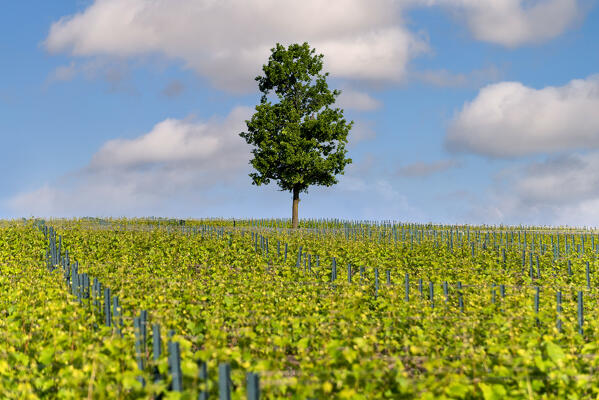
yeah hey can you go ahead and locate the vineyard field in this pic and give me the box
[2,218,599,399]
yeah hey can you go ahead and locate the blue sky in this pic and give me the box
[1,0,598,226]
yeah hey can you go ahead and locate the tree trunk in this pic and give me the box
[292,186,300,229]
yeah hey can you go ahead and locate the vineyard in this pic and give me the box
[3,218,599,399]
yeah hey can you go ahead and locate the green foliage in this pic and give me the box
[0,224,147,399]
[5,218,599,398]
[239,42,353,193]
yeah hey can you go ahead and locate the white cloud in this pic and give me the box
[44,0,428,93]
[8,106,254,217]
[446,75,599,157]
[514,153,599,207]
[347,120,377,146]
[50,62,78,81]
[397,159,461,177]
[336,88,382,111]
[89,109,249,170]
[553,199,599,228]
[43,0,586,98]
[419,0,582,47]
[412,65,502,88]
[468,152,599,227]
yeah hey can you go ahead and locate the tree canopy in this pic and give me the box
[239,42,353,228]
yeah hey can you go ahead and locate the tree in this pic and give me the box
[239,42,353,229]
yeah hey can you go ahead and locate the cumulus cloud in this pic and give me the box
[397,159,461,177]
[44,0,428,93]
[336,88,382,111]
[419,0,583,47]
[89,114,246,171]
[446,75,599,157]
[8,106,254,216]
[42,0,586,98]
[513,154,599,207]
[467,152,599,227]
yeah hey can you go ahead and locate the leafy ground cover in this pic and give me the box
[3,218,599,398]
[0,223,145,399]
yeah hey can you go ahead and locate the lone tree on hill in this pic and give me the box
[240,42,353,229]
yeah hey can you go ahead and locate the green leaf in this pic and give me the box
[38,347,55,366]
[545,341,565,364]
[479,383,507,400]
[445,382,470,398]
